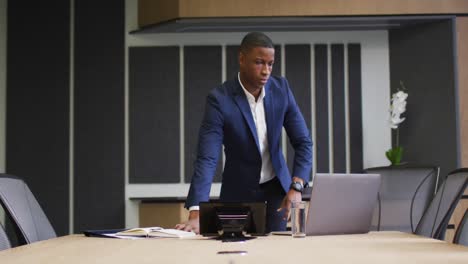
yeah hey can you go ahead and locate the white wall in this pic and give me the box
[124,0,391,227]
[361,34,392,169]
[0,0,6,174]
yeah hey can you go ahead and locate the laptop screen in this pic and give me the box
[305,173,381,236]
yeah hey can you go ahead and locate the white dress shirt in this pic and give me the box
[238,73,275,184]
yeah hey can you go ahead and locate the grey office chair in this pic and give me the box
[0,222,11,250]
[365,165,439,233]
[415,168,468,240]
[0,174,56,244]
[454,209,468,246]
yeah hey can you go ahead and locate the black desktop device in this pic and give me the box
[199,202,267,242]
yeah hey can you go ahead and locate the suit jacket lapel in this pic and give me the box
[263,81,276,147]
[232,81,261,153]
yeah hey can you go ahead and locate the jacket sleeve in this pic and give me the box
[185,92,224,209]
[282,78,313,184]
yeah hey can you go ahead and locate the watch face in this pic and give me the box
[291,182,303,192]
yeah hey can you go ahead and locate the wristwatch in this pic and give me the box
[290,180,304,193]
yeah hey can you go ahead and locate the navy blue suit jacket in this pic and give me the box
[185,76,312,208]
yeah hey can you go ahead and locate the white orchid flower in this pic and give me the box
[390,116,405,127]
[392,102,406,114]
[389,90,408,129]
[387,83,408,165]
[393,91,408,101]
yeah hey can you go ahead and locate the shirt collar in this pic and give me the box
[238,72,265,103]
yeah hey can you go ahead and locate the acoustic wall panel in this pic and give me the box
[331,44,346,173]
[184,46,223,183]
[74,0,125,232]
[6,0,70,236]
[285,45,312,180]
[314,44,330,173]
[272,45,282,77]
[226,45,240,81]
[348,44,363,173]
[129,46,180,183]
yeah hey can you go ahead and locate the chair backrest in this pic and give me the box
[415,168,468,239]
[0,222,11,250]
[364,165,439,232]
[0,174,56,244]
[454,209,468,246]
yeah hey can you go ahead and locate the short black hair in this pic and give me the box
[240,32,274,53]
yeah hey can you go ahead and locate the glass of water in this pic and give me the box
[291,201,306,238]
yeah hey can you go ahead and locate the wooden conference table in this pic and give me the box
[1,231,468,263]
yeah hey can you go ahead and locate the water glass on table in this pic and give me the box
[291,201,306,238]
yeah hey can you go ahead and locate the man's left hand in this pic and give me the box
[278,186,302,220]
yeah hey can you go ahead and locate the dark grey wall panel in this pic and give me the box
[314,44,330,173]
[285,45,312,180]
[272,45,282,77]
[331,44,346,173]
[226,45,240,81]
[184,46,223,183]
[348,44,363,173]
[6,0,70,236]
[74,0,125,232]
[129,47,180,183]
[389,20,458,181]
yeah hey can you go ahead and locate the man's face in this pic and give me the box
[239,47,275,90]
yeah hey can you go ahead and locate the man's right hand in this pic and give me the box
[175,210,200,234]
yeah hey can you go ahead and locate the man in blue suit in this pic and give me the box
[176,32,312,233]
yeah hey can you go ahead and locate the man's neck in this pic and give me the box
[239,74,261,101]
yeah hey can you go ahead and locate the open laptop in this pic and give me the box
[273,173,381,236]
[305,173,381,236]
